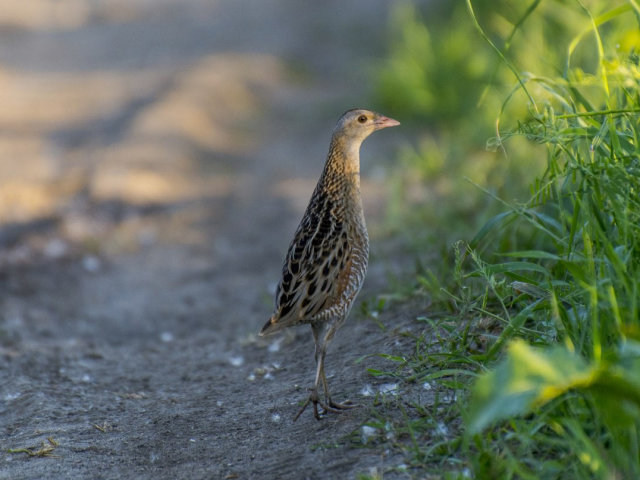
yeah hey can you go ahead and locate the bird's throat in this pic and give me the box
[325,137,362,179]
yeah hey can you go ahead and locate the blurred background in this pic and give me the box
[0,0,412,271]
[1,0,637,316]
[375,0,639,255]
[1,0,636,323]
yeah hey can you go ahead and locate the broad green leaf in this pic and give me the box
[468,340,640,434]
[467,340,598,433]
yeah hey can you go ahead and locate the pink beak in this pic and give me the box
[374,115,401,130]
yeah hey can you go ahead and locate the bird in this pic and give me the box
[259,108,400,420]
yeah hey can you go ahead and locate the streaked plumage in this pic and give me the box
[260,108,400,420]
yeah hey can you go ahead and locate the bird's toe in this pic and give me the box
[327,398,359,410]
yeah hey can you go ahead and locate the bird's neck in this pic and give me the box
[314,135,365,224]
[323,135,362,184]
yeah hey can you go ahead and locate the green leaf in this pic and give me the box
[502,250,564,260]
[468,340,640,434]
[482,261,551,277]
[467,340,598,433]
[485,300,543,360]
[469,211,515,249]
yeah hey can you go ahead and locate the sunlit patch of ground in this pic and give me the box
[0,0,183,30]
[0,46,286,251]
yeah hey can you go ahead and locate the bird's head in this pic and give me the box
[332,109,400,144]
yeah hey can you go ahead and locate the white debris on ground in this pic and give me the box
[361,425,377,444]
[378,383,398,395]
[160,332,174,343]
[246,362,282,382]
[435,421,449,436]
[228,355,245,367]
[268,336,283,353]
[360,384,374,396]
[82,255,102,273]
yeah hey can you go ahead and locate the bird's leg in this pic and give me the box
[293,348,340,421]
[313,348,344,416]
[311,322,357,411]
[320,360,357,411]
[293,327,342,421]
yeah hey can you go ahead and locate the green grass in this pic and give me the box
[361,0,640,478]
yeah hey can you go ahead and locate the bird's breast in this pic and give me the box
[344,216,369,291]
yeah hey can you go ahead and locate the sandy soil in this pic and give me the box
[0,2,432,478]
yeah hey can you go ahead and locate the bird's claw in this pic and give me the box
[293,397,311,422]
[293,394,337,421]
[327,399,358,411]
[293,390,358,421]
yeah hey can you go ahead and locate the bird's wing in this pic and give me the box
[260,199,351,335]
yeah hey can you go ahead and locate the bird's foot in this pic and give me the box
[325,398,359,411]
[293,389,344,421]
[318,397,359,415]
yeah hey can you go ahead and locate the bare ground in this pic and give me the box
[0,2,433,479]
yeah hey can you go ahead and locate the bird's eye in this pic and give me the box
[357,115,367,123]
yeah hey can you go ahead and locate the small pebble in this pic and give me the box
[160,332,174,343]
[229,355,244,367]
[268,337,283,353]
[82,255,101,273]
[442,393,457,403]
[4,392,20,402]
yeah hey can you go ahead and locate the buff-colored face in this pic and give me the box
[333,109,400,141]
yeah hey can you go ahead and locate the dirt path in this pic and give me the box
[0,2,429,479]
